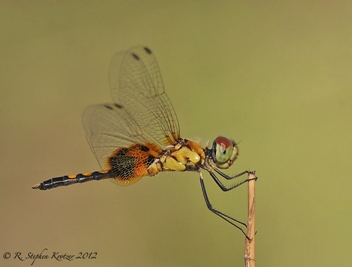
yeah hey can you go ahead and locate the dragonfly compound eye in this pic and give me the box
[213,136,238,169]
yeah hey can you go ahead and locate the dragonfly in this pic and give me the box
[32,46,256,237]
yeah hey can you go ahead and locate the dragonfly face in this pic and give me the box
[32,46,255,237]
[211,136,239,169]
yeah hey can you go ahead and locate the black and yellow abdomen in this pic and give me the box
[32,171,110,190]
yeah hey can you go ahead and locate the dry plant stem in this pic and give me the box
[244,172,256,267]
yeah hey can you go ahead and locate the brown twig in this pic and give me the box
[244,172,256,267]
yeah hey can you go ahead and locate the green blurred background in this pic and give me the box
[1,1,351,266]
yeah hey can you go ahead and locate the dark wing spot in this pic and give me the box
[144,47,152,54]
[104,105,113,110]
[145,155,155,166]
[108,148,134,179]
[114,103,123,109]
[139,145,150,152]
[132,53,140,60]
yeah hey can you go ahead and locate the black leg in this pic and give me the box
[199,172,251,239]
[213,168,249,180]
[205,168,256,192]
[207,158,252,180]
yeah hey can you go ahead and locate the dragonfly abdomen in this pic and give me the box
[32,171,110,190]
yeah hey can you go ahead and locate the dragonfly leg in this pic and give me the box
[204,168,257,192]
[214,169,249,180]
[207,158,255,180]
[199,172,251,239]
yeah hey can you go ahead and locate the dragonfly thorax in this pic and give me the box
[149,139,206,173]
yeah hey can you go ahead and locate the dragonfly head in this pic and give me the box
[211,136,238,169]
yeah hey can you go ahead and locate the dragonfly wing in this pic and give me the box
[83,103,147,171]
[109,46,180,147]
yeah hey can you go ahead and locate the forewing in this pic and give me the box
[109,46,180,147]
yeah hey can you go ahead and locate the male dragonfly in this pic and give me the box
[32,46,256,237]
